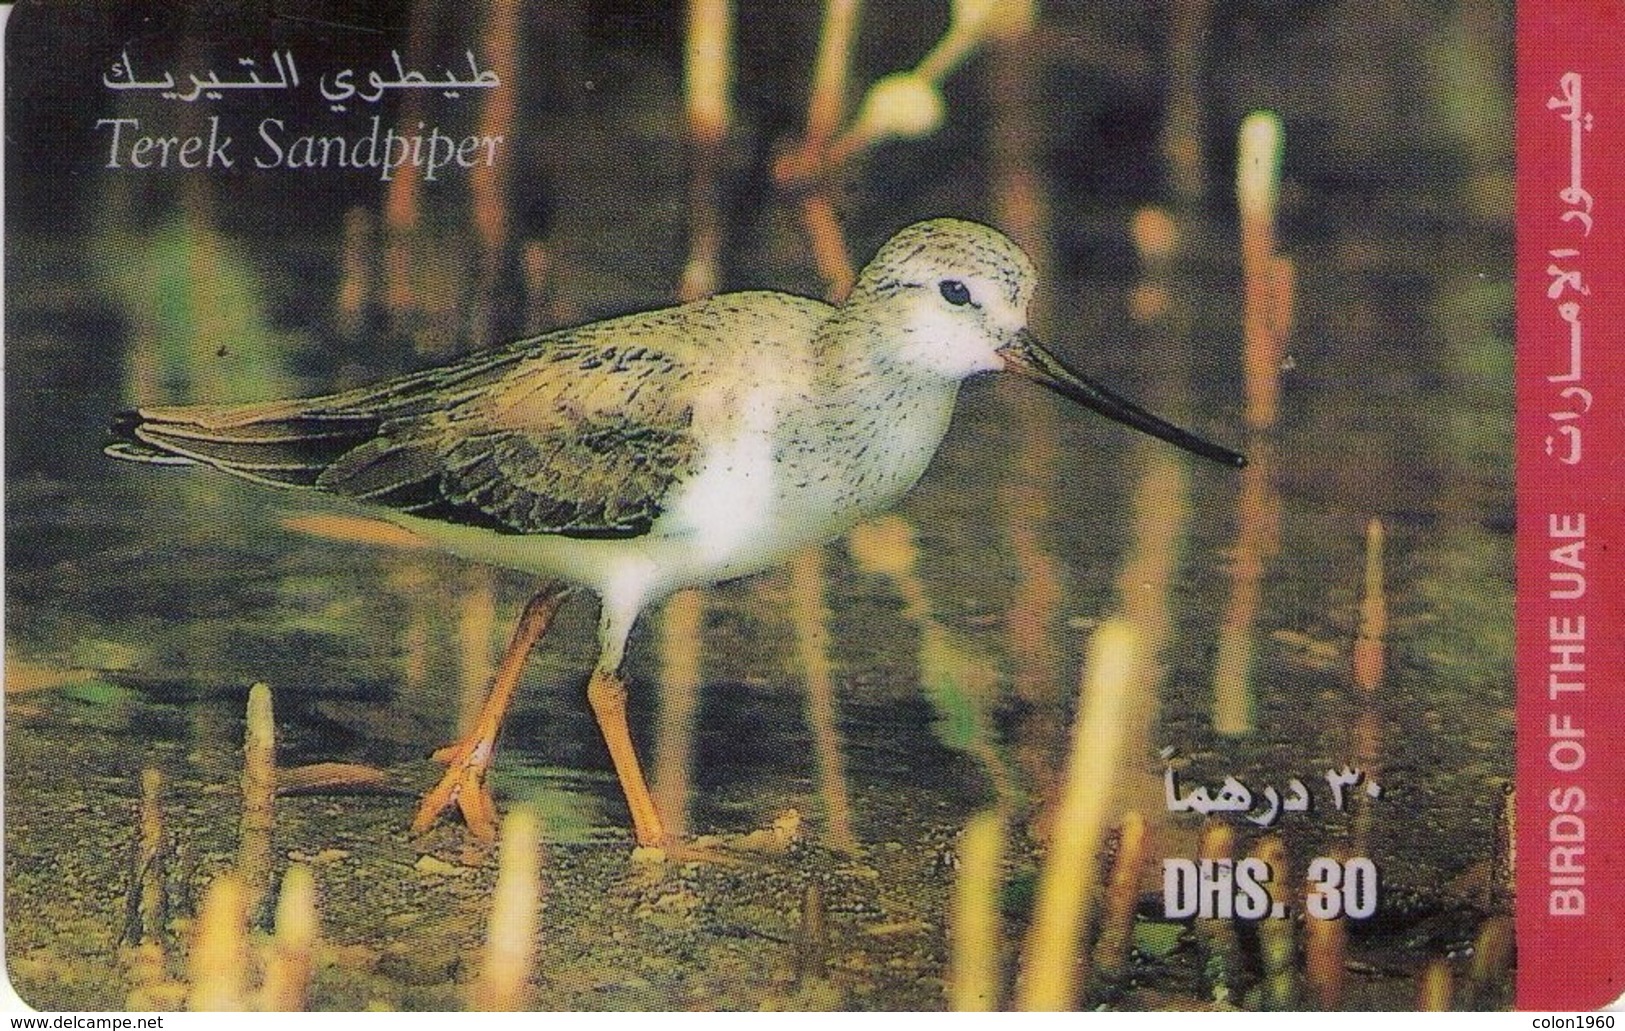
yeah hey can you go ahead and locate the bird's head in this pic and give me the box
[850,218,1246,469]
[850,217,1036,381]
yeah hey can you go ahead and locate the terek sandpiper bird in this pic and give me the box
[107,218,1244,847]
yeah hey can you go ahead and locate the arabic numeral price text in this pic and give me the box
[1162,857,1380,920]
[1304,857,1379,919]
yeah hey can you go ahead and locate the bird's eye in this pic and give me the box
[939,279,972,307]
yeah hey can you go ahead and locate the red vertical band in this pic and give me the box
[1516,1,1625,1011]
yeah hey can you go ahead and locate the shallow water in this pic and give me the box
[4,200,1512,1008]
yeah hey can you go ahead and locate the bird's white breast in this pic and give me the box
[650,368,960,592]
[656,381,786,577]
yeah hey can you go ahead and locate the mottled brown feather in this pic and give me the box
[109,308,719,538]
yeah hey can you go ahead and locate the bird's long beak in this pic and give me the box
[999,329,1247,468]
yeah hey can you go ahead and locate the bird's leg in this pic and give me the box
[587,593,668,847]
[587,667,668,848]
[411,581,570,841]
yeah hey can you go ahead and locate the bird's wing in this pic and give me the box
[320,414,700,539]
[113,309,719,538]
[316,312,715,538]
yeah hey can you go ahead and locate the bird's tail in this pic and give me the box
[104,399,381,489]
[105,410,199,466]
